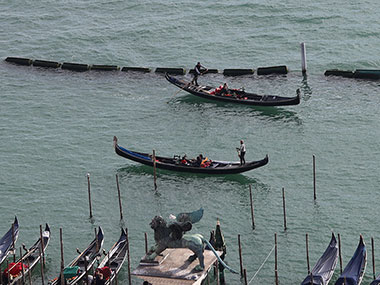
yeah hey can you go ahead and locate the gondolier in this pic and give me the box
[191,62,207,86]
[238,140,246,165]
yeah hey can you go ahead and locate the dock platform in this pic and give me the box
[132,248,221,284]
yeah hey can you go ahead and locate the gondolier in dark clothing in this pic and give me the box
[191,62,207,86]
[238,140,246,165]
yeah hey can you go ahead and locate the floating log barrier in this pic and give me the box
[257,65,288,75]
[33,59,61,68]
[189,68,219,74]
[155,67,186,75]
[223,68,254,76]
[121,66,151,73]
[61,62,89,72]
[5,57,33,66]
[324,69,354,78]
[90,64,119,71]
[353,69,380,80]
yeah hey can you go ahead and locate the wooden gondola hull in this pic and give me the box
[0,217,19,266]
[114,137,268,174]
[165,74,300,106]
[95,228,128,285]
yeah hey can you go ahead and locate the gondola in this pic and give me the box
[0,217,19,266]
[92,228,128,284]
[335,235,366,285]
[165,73,300,106]
[50,227,104,285]
[301,233,338,285]
[113,136,268,175]
[3,224,51,284]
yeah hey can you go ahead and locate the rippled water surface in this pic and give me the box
[1,0,380,284]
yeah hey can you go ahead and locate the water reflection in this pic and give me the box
[116,164,264,186]
[169,94,302,124]
[300,74,312,100]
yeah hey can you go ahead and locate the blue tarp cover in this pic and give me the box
[334,236,366,285]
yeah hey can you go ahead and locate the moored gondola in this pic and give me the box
[113,136,268,175]
[3,224,51,284]
[335,235,366,285]
[0,217,19,266]
[92,228,128,284]
[301,233,338,285]
[50,227,104,285]
[165,73,300,106]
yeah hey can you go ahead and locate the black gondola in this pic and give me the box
[50,227,104,285]
[93,228,128,284]
[165,73,300,106]
[0,217,19,266]
[113,136,268,175]
[4,224,51,284]
[335,235,366,285]
[301,233,338,285]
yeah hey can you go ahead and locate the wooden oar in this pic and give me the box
[167,88,183,103]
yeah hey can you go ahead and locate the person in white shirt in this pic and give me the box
[238,140,246,165]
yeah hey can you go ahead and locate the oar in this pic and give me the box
[167,88,183,103]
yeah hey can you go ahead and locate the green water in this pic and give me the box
[1,0,380,284]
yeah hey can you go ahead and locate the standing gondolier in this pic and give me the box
[237,140,246,165]
[191,62,207,86]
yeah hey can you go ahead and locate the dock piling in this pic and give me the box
[301,42,307,74]
[144,232,148,254]
[238,234,243,277]
[313,155,316,200]
[249,185,255,229]
[152,150,157,190]
[306,233,310,274]
[338,234,343,274]
[60,228,64,285]
[116,174,124,220]
[372,237,376,280]
[282,188,287,231]
[87,173,93,219]
[275,233,279,285]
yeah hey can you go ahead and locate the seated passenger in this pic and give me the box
[195,154,203,167]
[181,155,188,165]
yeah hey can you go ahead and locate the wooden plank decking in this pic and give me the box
[132,248,221,284]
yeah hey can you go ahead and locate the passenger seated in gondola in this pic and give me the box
[195,154,203,167]
[210,83,229,96]
[181,154,189,165]
[200,157,212,168]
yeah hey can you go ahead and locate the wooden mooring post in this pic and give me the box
[238,234,243,277]
[275,233,279,285]
[338,233,343,274]
[152,150,157,190]
[116,174,124,220]
[313,155,316,200]
[144,232,148,254]
[60,228,65,285]
[249,185,255,229]
[282,188,287,231]
[372,237,376,280]
[87,173,93,219]
[126,228,132,285]
[306,233,310,274]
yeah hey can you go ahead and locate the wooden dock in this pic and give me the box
[132,248,222,284]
